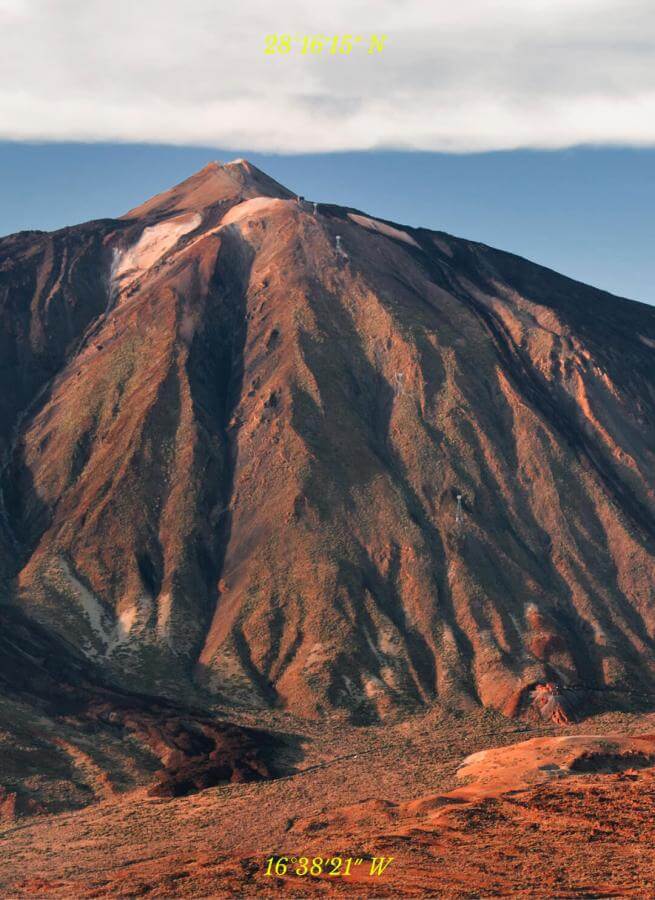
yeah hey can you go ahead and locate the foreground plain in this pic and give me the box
[1,706,654,897]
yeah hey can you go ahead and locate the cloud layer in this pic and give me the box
[1,0,654,152]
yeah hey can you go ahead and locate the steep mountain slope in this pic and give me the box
[1,159,654,724]
[0,603,284,819]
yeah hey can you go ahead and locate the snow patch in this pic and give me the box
[115,604,138,641]
[348,213,421,249]
[107,595,153,652]
[156,592,173,643]
[221,196,287,227]
[179,310,197,345]
[55,557,154,656]
[112,212,201,290]
[57,558,113,647]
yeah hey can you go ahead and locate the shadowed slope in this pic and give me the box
[0,603,288,819]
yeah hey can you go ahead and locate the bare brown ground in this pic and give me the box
[2,707,655,898]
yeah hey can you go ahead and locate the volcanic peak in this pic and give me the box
[123,157,293,221]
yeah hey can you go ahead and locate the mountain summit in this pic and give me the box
[123,159,294,219]
[1,160,655,731]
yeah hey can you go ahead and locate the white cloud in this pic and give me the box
[0,0,654,152]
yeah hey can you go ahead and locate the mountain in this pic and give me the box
[1,158,655,737]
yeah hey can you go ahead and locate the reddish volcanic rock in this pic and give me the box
[530,682,573,724]
[0,159,654,729]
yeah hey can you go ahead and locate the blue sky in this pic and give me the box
[2,3,654,304]
[1,141,653,305]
